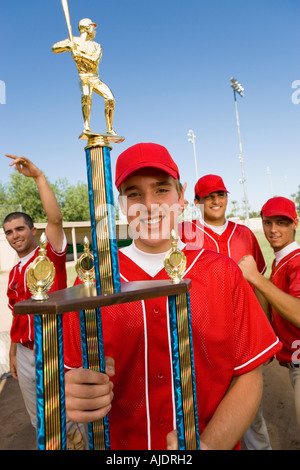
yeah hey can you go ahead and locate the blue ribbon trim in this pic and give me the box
[34,314,66,450]
[85,148,102,295]
[34,315,46,450]
[186,292,200,449]
[57,314,67,449]
[168,294,200,450]
[79,309,110,450]
[103,146,121,293]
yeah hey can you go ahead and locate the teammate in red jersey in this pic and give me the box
[64,143,281,450]
[180,174,271,449]
[239,196,300,430]
[3,155,85,449]
[180,174,266,273]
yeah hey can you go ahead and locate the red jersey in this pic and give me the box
[63,246,281,450]
[7,237,67,349]
[179,220,266,274]
[269,248,300,363]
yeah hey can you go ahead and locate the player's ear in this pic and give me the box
[293,218,299,230]
[178,182,187,209]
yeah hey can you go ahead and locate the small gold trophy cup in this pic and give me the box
[164,229,200,450]
[27,232,55,300]
[75,236,95,286]
[164,229,187,284]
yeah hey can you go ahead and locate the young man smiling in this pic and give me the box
[64,143,281,450]
[3,155,85,449]
[180,174,265,273]
[239,197,300,430]
[180,175,272,450]
[3,156,67,377]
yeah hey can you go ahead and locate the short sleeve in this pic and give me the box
[287,263,300,299]
[231,265,281,375]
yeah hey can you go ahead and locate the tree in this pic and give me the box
[5,172,47,221]
[0,182,7,205]
[293,187,300,214]
[60,182,90,221]
[227,200,239,218]
[1,173,91,223]
[1,173,128,224]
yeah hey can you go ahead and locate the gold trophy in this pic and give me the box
[75,236,95,286]
[164,230,200,450]
[14,0,195,451]
[27,232,55,300]
[164,229,187,284]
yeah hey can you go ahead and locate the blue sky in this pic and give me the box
[1,0,299,213]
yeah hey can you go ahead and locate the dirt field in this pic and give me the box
[1,359,300,451]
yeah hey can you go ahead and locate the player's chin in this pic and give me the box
[207,211,224,221]
[267,237,281,248]
[139,228,172,249]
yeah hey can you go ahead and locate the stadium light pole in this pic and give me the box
[187,130,199,182]
[267,166,274,197]
[284,175,289,197]
[230,77,250,227]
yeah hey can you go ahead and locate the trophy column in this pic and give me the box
[84,135,122,295]
[34,312,66,450]
[79,133,124,449]
[26,233,66,450]
[164,231,200,450]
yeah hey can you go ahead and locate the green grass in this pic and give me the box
[254,231,300,279]
[67,265,77,287]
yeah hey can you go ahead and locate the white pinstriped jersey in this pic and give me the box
[179,220,266,274]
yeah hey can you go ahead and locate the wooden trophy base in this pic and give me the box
[14,279,192,316]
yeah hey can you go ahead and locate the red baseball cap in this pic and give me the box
[261,197,298,221]
[194,174,229,198]
[115,143,180,189]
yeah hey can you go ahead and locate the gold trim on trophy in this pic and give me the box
[75,236,95,286]
[26,233,56,301]
[79,132,125,149]
[164,229,187,284]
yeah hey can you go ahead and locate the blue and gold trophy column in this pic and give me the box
[84,135,122,296]
[79,133,124,450]
[26,233,66,450]
[164,231,200,450]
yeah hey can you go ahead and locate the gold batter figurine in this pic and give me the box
[52,15,117,137]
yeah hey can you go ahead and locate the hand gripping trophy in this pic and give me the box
[52,8,118,138]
